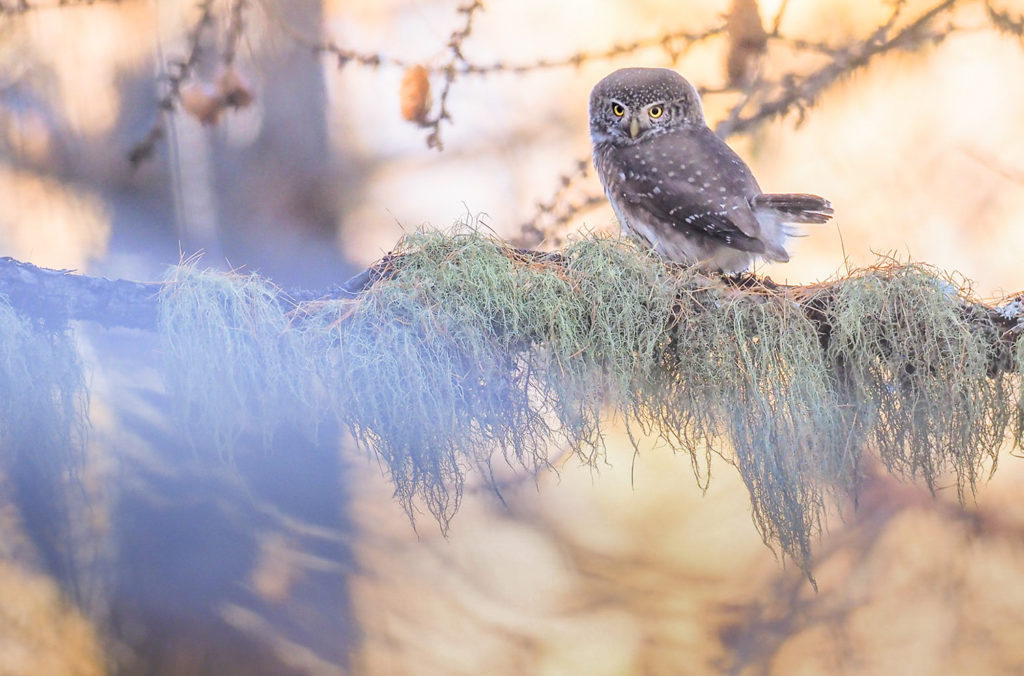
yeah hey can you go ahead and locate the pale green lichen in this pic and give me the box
[813,264,1008,501]
[155,229,1023,580]
[638,285,841,581]
[0,298,87,475]
[0,295,88,590]
[158,262,317,457]
[307,233,687,529]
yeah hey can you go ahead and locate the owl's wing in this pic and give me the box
[615,129,766,253]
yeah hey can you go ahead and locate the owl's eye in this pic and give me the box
[648,105,664,119]
[611,102,625,117]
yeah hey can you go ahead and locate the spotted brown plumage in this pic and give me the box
[589,67,833,272]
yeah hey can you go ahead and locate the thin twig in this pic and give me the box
[0,0,125,15]
[770,0,790,36]
[423,0,485,151]
[511,157,601,249]
[262,0,724,77]
[716,0,959,137]
[985,0,1024,38]
[128,0,216,166]
[223,0,248,66]
[454,24,726,75]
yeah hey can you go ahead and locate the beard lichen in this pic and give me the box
[637,284,841,582]
[0,297,88,585]
[310,233,687,530]
[155,231,1022,579]
[159,262,317,456]
[0,298,87,476]
[808,264,1009,501]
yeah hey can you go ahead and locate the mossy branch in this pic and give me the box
[1,233,1022,582]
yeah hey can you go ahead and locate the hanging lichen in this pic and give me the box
[158,262,317,457]
[154,229,1023,579]
[810,264,1009,501]
[0,298,87,475]
[0,297,88,585]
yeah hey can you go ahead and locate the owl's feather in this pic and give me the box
[752,194,834,224]
[600,126,768,253]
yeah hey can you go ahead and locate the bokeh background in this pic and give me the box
[1,0,1024,673]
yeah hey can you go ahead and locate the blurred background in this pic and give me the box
[1,0,1024,673]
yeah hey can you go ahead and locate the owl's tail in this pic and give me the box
[752,194,833,224]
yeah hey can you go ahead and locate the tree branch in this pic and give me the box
[0,247,1021,365]
[716,0,958,136]
[0,255,406,329]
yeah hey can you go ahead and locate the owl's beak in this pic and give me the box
[629,116,640,139]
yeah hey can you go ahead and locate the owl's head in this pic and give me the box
[589,68,705,145]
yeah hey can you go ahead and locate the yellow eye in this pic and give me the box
[649,105,664,119]
[611,102,625,117]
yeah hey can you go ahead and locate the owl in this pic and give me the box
[589,67,833,273]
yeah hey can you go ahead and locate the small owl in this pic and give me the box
[590,67,832,273]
